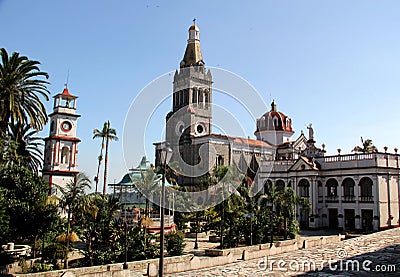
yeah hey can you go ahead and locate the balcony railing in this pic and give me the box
[342,195,356,202]
[359,196,374,202]
[326,195,339,202]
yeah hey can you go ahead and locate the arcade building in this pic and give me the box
[155,22,400,231]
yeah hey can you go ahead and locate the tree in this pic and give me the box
[8,123,43,173]
[73,194,123,266]
[274,187,310,240]
[0,48,50,135]
[56,173,91,268]
[352,137,378,153]
[93,120,118,195]
[131,165,160,237]
[0,164,59,256]
[211,165,245,249]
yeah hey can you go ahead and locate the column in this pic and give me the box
[337,177,343,230]
[354,176,361,230]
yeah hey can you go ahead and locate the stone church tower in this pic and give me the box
[164,22,214,183]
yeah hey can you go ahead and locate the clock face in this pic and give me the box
[175,121,185,136]
[61,121,72,132]
[195,122,206,136]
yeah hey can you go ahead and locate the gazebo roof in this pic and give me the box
[109,156,173,187]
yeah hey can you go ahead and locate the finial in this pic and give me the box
[65,69,70,88]
[193,18,196,25]
[271,100,277,111]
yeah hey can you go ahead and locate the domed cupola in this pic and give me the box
[254,101,294,146]
[180,20,205,68]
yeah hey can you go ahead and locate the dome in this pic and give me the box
[189,24,199,31]
[256,101,293,132]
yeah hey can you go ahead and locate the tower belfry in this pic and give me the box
[42,86,81,196]
[166,21,212,144]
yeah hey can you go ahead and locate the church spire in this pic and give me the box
[180,20,204,68]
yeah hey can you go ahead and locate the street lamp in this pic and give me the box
[123,186,128,270]
[159,145,173,277]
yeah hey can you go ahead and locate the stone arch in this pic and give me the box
[298,179,310,197]
[198,88,203,107]
[264,179,273,194]
[275,179,285,192]
[192,87,198,104]
[342,178,355,198]
[359,177,373,198]
[326,178,338,197]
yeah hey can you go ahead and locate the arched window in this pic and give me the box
[184,89,189,105]
[204,90,209,109]
[198,90,203,108]
[192,88,198,104]
[61,146,69,164]
[326,178,338,198]
[275,180,285,192]
[217,155,224,166]
[342,178,355,198]
[360,177,373,201]
[298,179,310,197]
[264,180,273,195]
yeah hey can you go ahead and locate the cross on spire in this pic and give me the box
[193,18,196,25]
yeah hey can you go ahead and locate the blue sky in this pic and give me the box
[1,1,400,192]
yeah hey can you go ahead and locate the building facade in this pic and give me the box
[155,22,400,231]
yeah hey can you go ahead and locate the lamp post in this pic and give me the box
[159,145,172,277]
[123,186,128,269]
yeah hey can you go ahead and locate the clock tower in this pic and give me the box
[42,86,81,196]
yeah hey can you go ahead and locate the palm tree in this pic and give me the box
[0,48,50,135]
[8,123,43,173]
[274,187,310,240]
[93,120,118,195]
[92,125,105,193]
[352,137,378,153]
[132,165,160,234]
[56,173,91,269]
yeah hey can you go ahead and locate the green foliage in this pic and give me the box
[8,123,44,173]
[0,164,59,243]
[172,211,188,231]
[93,120,118,195]
[42,243,66,264]
[125,226,159,261]
[165,230,186,256]
[73,194,123,266]
[287,220,300,239]
[30,262,53,273]
[0,48,50,135]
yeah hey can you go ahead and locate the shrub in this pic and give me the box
[165,230,186,256]
[287,220,300,239]
[31,262,53,273]
[42,243,65,265]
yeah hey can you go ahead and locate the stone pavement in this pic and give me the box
[167,228,400,276]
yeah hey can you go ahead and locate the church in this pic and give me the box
[155,22,400,231]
